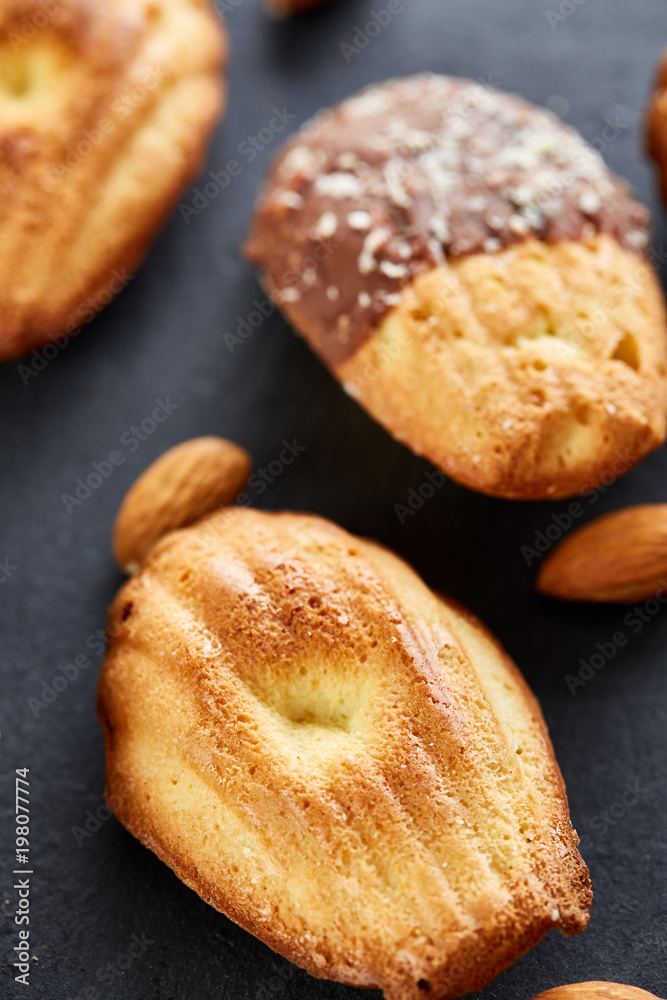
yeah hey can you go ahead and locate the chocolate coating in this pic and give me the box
[246,74,650,364]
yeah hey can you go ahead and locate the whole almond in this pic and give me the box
[265,0,329,18]
[536,504,667,603]
[113,437,251,573]
[532,983,664,1000]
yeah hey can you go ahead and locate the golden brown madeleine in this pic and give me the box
[98,507,591,1000]
[0,0,227,360]
[532,984,664,1000]
[647,49,667,206]
[247,74,667,500]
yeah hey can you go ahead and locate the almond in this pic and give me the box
[536,504,667,603]
[113,437,251,573]
[265,0,329,18]
[532,983,664,1000]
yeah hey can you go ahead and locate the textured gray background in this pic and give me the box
[1,0,666,996]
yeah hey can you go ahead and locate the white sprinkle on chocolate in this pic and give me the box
[279,287,300,303]
[429,215,451,243]
[467,195,487,212]
[488,214,507,231]
[335,152,358,170]
[506,184,534,207]
[626,229,648,249]
[326,286,340,301]
[508,214,531,235]
[579,190,602,214]
[348,210,372,231]
[313,211,338,238]
[314,172,363,199]
[358,291,372,308]
[383,161,411,208]
[283,146,317,175]
[358,227,390,274]
[380,260,408,278]
[276,190,304,210]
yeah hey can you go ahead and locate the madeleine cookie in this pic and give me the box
[647,49,667,205]
[99,503,591,1000]
[247,74,667,500]
[0,0,226,360]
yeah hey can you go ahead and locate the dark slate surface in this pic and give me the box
[1,0,666,996]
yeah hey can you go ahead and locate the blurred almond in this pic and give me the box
[113,437,251,573]
[265,0,329,17]
[532,983,664,1000]
[536,504,667,603]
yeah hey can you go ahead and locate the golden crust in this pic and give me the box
[0,0,226,360]
[647,49,667,205]
[98,507,591,1000]
[334,237,667,499]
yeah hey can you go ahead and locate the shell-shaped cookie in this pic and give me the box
[98,506,591,1000]
[0,0,226,359]
[247,74,667,500]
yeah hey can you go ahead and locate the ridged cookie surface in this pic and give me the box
[0,0,226,359]
[98,507,591,1000]
[247,74,667,499]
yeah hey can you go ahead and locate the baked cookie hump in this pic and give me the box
[247,74,667,500]
[0,0,226,360]
[98,507,591,1000]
